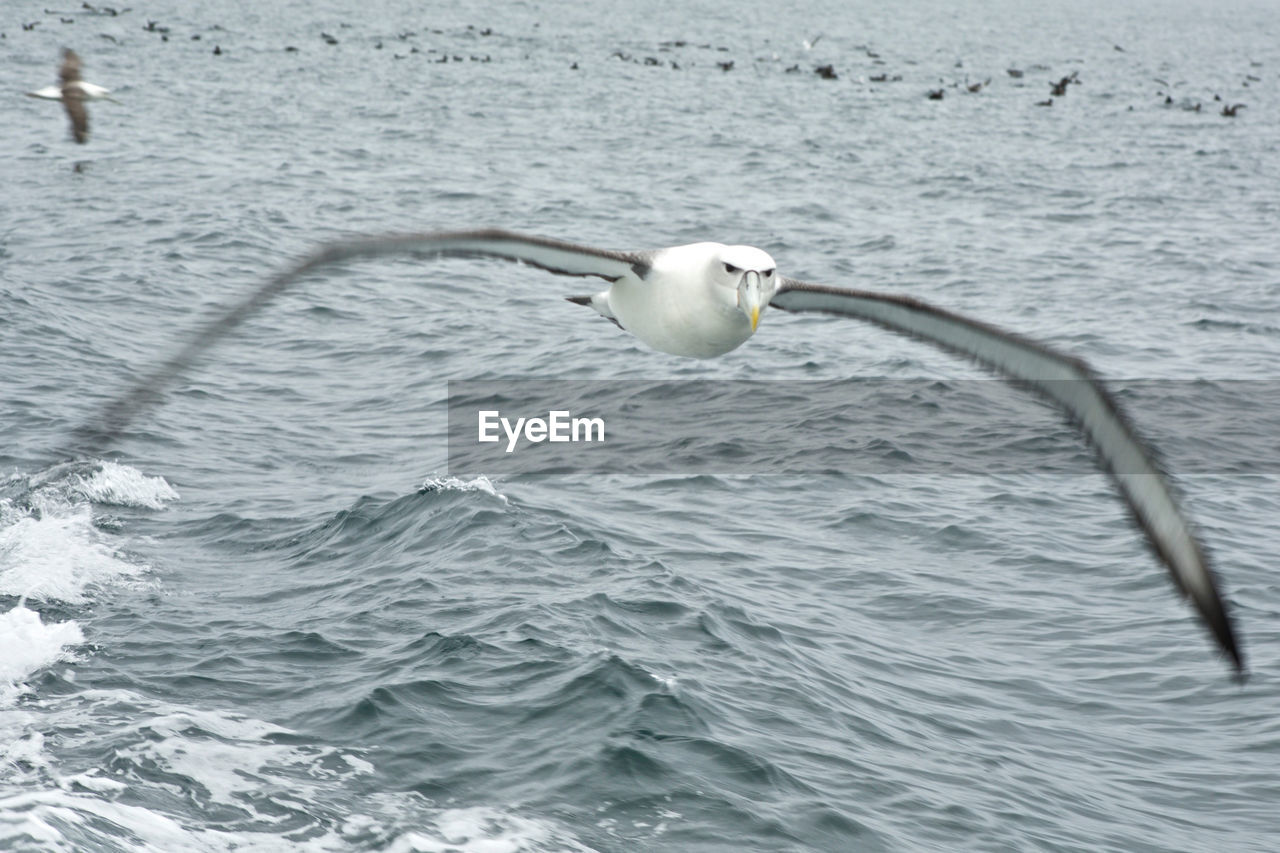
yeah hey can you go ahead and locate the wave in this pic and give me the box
[418,474,509,505]
[0,607,84,707]
[0,460,177,703]
[1,460,175,606]
[0,689,598,852]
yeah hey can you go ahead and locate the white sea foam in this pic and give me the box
[386,807,600,853]
[57,770,127,795]
[0,460,166,816]
[0,506,145,605]
[0,460,175,607]
[0,607,84,691]
[420,474,509,505]
[6,459,178,516]
[649,671,679,691]
[70,460,180,510]
[0,791,599,853]
[0,688,597,853]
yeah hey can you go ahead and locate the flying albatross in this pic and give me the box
[76,228,1246,677]
[26,49,112,143]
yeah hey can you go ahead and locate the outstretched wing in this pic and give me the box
[62,88,89,144]
[72,229,649,452]
[770,277,1245,677]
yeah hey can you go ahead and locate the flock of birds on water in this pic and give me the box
[15,5,1265,150]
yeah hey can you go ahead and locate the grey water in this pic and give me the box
[3,0,1280,850]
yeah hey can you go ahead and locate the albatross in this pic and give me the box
[77,228,1246,677]
[27,49,112,143]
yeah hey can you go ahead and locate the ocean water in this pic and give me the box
[4,0,1280,850]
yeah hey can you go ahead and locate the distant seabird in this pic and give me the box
[28,49,120,147]
[77,229,1246,677]
[1050,72,1079,97]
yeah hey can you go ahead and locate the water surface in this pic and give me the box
[3,1,1280,850]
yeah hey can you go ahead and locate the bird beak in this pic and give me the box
[739,271,764,333]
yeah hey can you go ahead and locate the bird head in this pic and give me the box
[715,245,777,332]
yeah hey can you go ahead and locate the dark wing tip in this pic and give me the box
[1196,588,1246,680]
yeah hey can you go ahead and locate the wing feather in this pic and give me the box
[771,277,1245,676]
[62,89,89,144]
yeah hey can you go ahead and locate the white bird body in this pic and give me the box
[596,242,775,358]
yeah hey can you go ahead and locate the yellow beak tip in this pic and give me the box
[750,308,760,332]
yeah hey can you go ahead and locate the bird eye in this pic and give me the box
[723,263,739,274]
[764,269,775,278]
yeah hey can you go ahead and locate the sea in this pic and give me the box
[3,0,1279,850]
